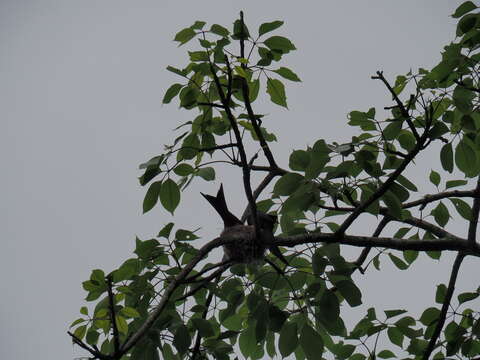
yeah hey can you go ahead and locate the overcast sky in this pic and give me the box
[1,1,476,359]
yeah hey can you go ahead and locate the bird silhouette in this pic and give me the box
[201,184,288,266]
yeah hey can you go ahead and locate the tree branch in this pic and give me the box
[191,286,216,360]
[68,331,110,360]
[354,217,390,273]
[422,253,465,360]
[468,176,480,244]
[372,71,420,140]
[209,58,258,234]
[176,264,231,302]
[403,190,479,210]
[106,276,120,355]
[275,233,480,256]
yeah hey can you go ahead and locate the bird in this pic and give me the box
[201,184,288,266]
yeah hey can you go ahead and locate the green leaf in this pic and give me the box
[378,350,396,359]
[120,307,140,318]
[266,78,288,108]
[74,325,87,340]
[429,170,441,187]
[70,318,86,328]
[115,315,128,334]
[387,327,403,347]
[86,329,99,345]
[398,131,416,152]
[420,307,440,326]
[453,1,478,18]
[232,19,250,40]
[259,20,284,36]
[192,318,215,338]
[446,179,467,189]
[274,173,304,196]
[453,85,474,113]
[239,323,256,357]
[143,181,162,214]
[389,253,409,270]
[174,27,196,45]
[179,87,198,109]
[449,198,472,220]
[160,179,180,214]
[264,36,296,54]
[403,250,418,264]
[394,227,410,238]
[179,133,200,160]
[166,65,186,77]
[163,83,183,104]
[174,163,194,176]
[440,143,454,173]
[300,325,324,360]
[273,67,301,82]
[191,21,206,30]
[158,222,174,238]
[318,290,340,325]
[289,150,310,171]
[458,291,479,304]
[279,322,298,357]
[196,167,215,181]
[384,309,407,319]
[397,175,418,192]
[383,191,402,219]
[173,324,191,354]
[383,121,403,140]
[335,280,362,307]
[249,78,260,102]
[431,201,449,227]
[436,284,447,303]
[210,24,229,37]
[456,138,478,177]
[188,51,209,62]
[175,229,199,241]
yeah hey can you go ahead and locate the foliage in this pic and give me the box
[69,4,480,360]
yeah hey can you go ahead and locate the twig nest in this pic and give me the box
[221,225,266,263]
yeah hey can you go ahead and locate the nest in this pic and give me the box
[221,225,267,263]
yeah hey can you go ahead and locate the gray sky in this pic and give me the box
[1,1,475,359]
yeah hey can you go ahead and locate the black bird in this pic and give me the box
[201,185,288,266]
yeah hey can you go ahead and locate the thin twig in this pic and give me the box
[106,275,120,355]
[68,331,109,360]
[372,71,420,140]
[422,253,465,360]
[354,217,390,273]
